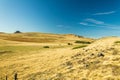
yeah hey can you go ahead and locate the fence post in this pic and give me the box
[5,75,8,80]
[14,73,18,80]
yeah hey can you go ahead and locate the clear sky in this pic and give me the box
[0,0,120,38]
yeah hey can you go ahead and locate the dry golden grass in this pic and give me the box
[0,32,94,43]
[1,33,120,80]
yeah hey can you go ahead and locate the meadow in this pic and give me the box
[0,33,120,80]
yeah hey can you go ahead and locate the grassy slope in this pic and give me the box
[1,33,120,80]
[45,37,120,80]
[0,32,94,43]
[2,33,120,80]
[0,32,93,80]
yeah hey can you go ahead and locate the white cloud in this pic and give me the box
[85,18,104,24]
[79,22,88,25]
[93,11,116,15]
[79,18,119,30]
[79,22,97,27]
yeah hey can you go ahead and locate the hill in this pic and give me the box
[1,33,120,79]
[0,32,94,43]
[37,37,120,80]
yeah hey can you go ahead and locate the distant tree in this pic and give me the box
[14,30,22,34]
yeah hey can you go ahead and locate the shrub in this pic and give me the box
[0,50,12,54]
[72,45,87,49]
[115,41,120,44]
[75,41,91,44]
[43,46,49,48]
[67,43,72,45]
[14,30,22,34]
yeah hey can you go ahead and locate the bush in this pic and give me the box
[75,41,91,44]
[115,41,120,43]
[43,46,50,48]
[72,45,87,49]
[14,30,22,34]
[67,43,72,45]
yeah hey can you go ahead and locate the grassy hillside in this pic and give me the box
[0,32,94,43]
[5,32,120,80]
[0,32,94,80]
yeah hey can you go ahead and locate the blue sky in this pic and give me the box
[0,0,120,38]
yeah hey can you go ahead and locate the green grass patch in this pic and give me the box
[75,40,91,44]
[115,41,120,44]
[72,45,87,49]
